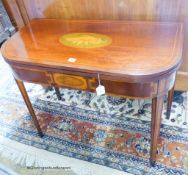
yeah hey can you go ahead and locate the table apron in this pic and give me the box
[11,65,176,98]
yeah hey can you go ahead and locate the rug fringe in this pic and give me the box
[0,142,60,167]
[0,136,130,175]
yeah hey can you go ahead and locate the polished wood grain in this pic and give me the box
[53,73,88,90]
[15,0,30,25]
[5,63,175,99]
[166,85,175,119]
[2,0,25,29]
[20,0,188,74]
[15,79,43,137]
[12,65,53,84]
[2,19,183,82]
[150,94,165,166]
[3,0,188,91]
[1,19,183,166]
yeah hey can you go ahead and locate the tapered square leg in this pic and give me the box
[54,87,61,100]
[150,95,164,166]
[166,86,175,120]
[15,79,43,137]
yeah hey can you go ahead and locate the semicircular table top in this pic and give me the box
[1,19,183,79]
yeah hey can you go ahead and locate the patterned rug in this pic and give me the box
[0,54,188,175]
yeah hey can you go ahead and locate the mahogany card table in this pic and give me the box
[1,19,183,166]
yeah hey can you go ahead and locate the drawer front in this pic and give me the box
[12,66,52,84]
[53,73,88,90]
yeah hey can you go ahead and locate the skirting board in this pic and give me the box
[175,71,188,91]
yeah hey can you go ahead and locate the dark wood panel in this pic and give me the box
[88,78,158,98]
[2,0,25,29]
[12,66,52,84]
[3,0,188,90]
[1,19,182,83]
[21,0,188,73]
[6,65,161,98]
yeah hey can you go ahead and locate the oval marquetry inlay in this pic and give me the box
[53,73,87,90]
[59,33,112,48]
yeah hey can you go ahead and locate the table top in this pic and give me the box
[1,19,183,80]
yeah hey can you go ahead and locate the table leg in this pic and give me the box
[150,95,164,166]
[15,79,43,137]
[166,85,175,119]
[54,87,61,100]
